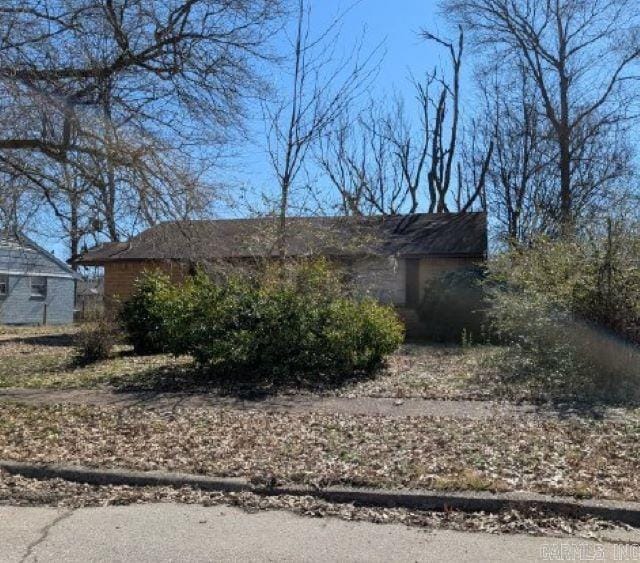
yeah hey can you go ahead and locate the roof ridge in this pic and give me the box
[150,211,488,228]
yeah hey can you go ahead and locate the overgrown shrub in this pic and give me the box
[487,229,640,403]
[119,272,182,355]
[177,274,261,368]
[418,267,486,342]
[122,260,404,380]
[75,313,117,364]
[323,298,406,372]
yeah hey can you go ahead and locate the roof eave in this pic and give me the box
[76,251,488,264]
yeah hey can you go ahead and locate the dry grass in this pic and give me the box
[0,324,78,339]
[0,325,190,390]
[1,403,638,502]
[0,325,504,400]
[2,326,638,537]
[335,344,504,400]
[2,325,624,405]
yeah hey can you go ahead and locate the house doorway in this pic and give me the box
[405,258,420,308]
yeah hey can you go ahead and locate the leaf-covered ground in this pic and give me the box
[0,326,506,400]
[1,403,638,502]
[335,344,504,400]
[0,327,191,390]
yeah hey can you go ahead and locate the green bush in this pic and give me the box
[179,274,261,368]
[486,231,640,402]
[323,298,406,372]
[119,272,182,355]
[121,260,404,380]
[418,267,486,342]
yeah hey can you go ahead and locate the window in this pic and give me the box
[0,274,7,297]
[30,277,47,299]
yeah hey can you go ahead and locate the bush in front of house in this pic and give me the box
[75,312,118,364]
[176,274,261,368]
[322,297,406,372]
[486,230,640,403]
[119,272,183,355]
[122,260,404,380]
[417,267,487,343]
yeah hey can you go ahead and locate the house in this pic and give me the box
[75,213,487,311]
[0,232,81,325]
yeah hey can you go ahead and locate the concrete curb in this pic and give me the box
[2,460,640,526]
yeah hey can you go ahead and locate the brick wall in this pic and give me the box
[104,261,188,303]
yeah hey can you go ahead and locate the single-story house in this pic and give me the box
[0,232,81,325]
[75,213,487,312]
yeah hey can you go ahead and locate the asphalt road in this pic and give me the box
[0,503,636,563]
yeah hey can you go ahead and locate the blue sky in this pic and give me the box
[219,0,459,218]
[43,0,459,258]
[318,0,447,97]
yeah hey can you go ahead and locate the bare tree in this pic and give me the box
[477,62,556,242]
[316,100,415,217]
[0,171,42,235]
[378,85,431,213]
[422,28,466,212]
[443,0,640,234]
[264,0,377,259]
[455,122,494,214]
[317,27,492,219]
[0,0,286,258]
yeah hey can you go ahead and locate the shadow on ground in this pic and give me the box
[108,361,377,400]
[0,332,77,348]
[105,358,636,422]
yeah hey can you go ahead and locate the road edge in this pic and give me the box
[1,459,639,526]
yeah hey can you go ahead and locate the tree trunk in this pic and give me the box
[102,80,119,242]
[277,175,289,263]
[68,181,80,269]
[557,15,573,237]
[558,134,572,234]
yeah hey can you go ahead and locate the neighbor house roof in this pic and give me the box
[75,213,487,266]
[0,231,82,279]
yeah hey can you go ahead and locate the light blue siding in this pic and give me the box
[0,276,75,325]
[0,239,77,325]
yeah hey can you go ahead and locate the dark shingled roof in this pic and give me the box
[75,213,487,265]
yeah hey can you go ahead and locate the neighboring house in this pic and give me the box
[76,213,487,311]
[0,232,81,325]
